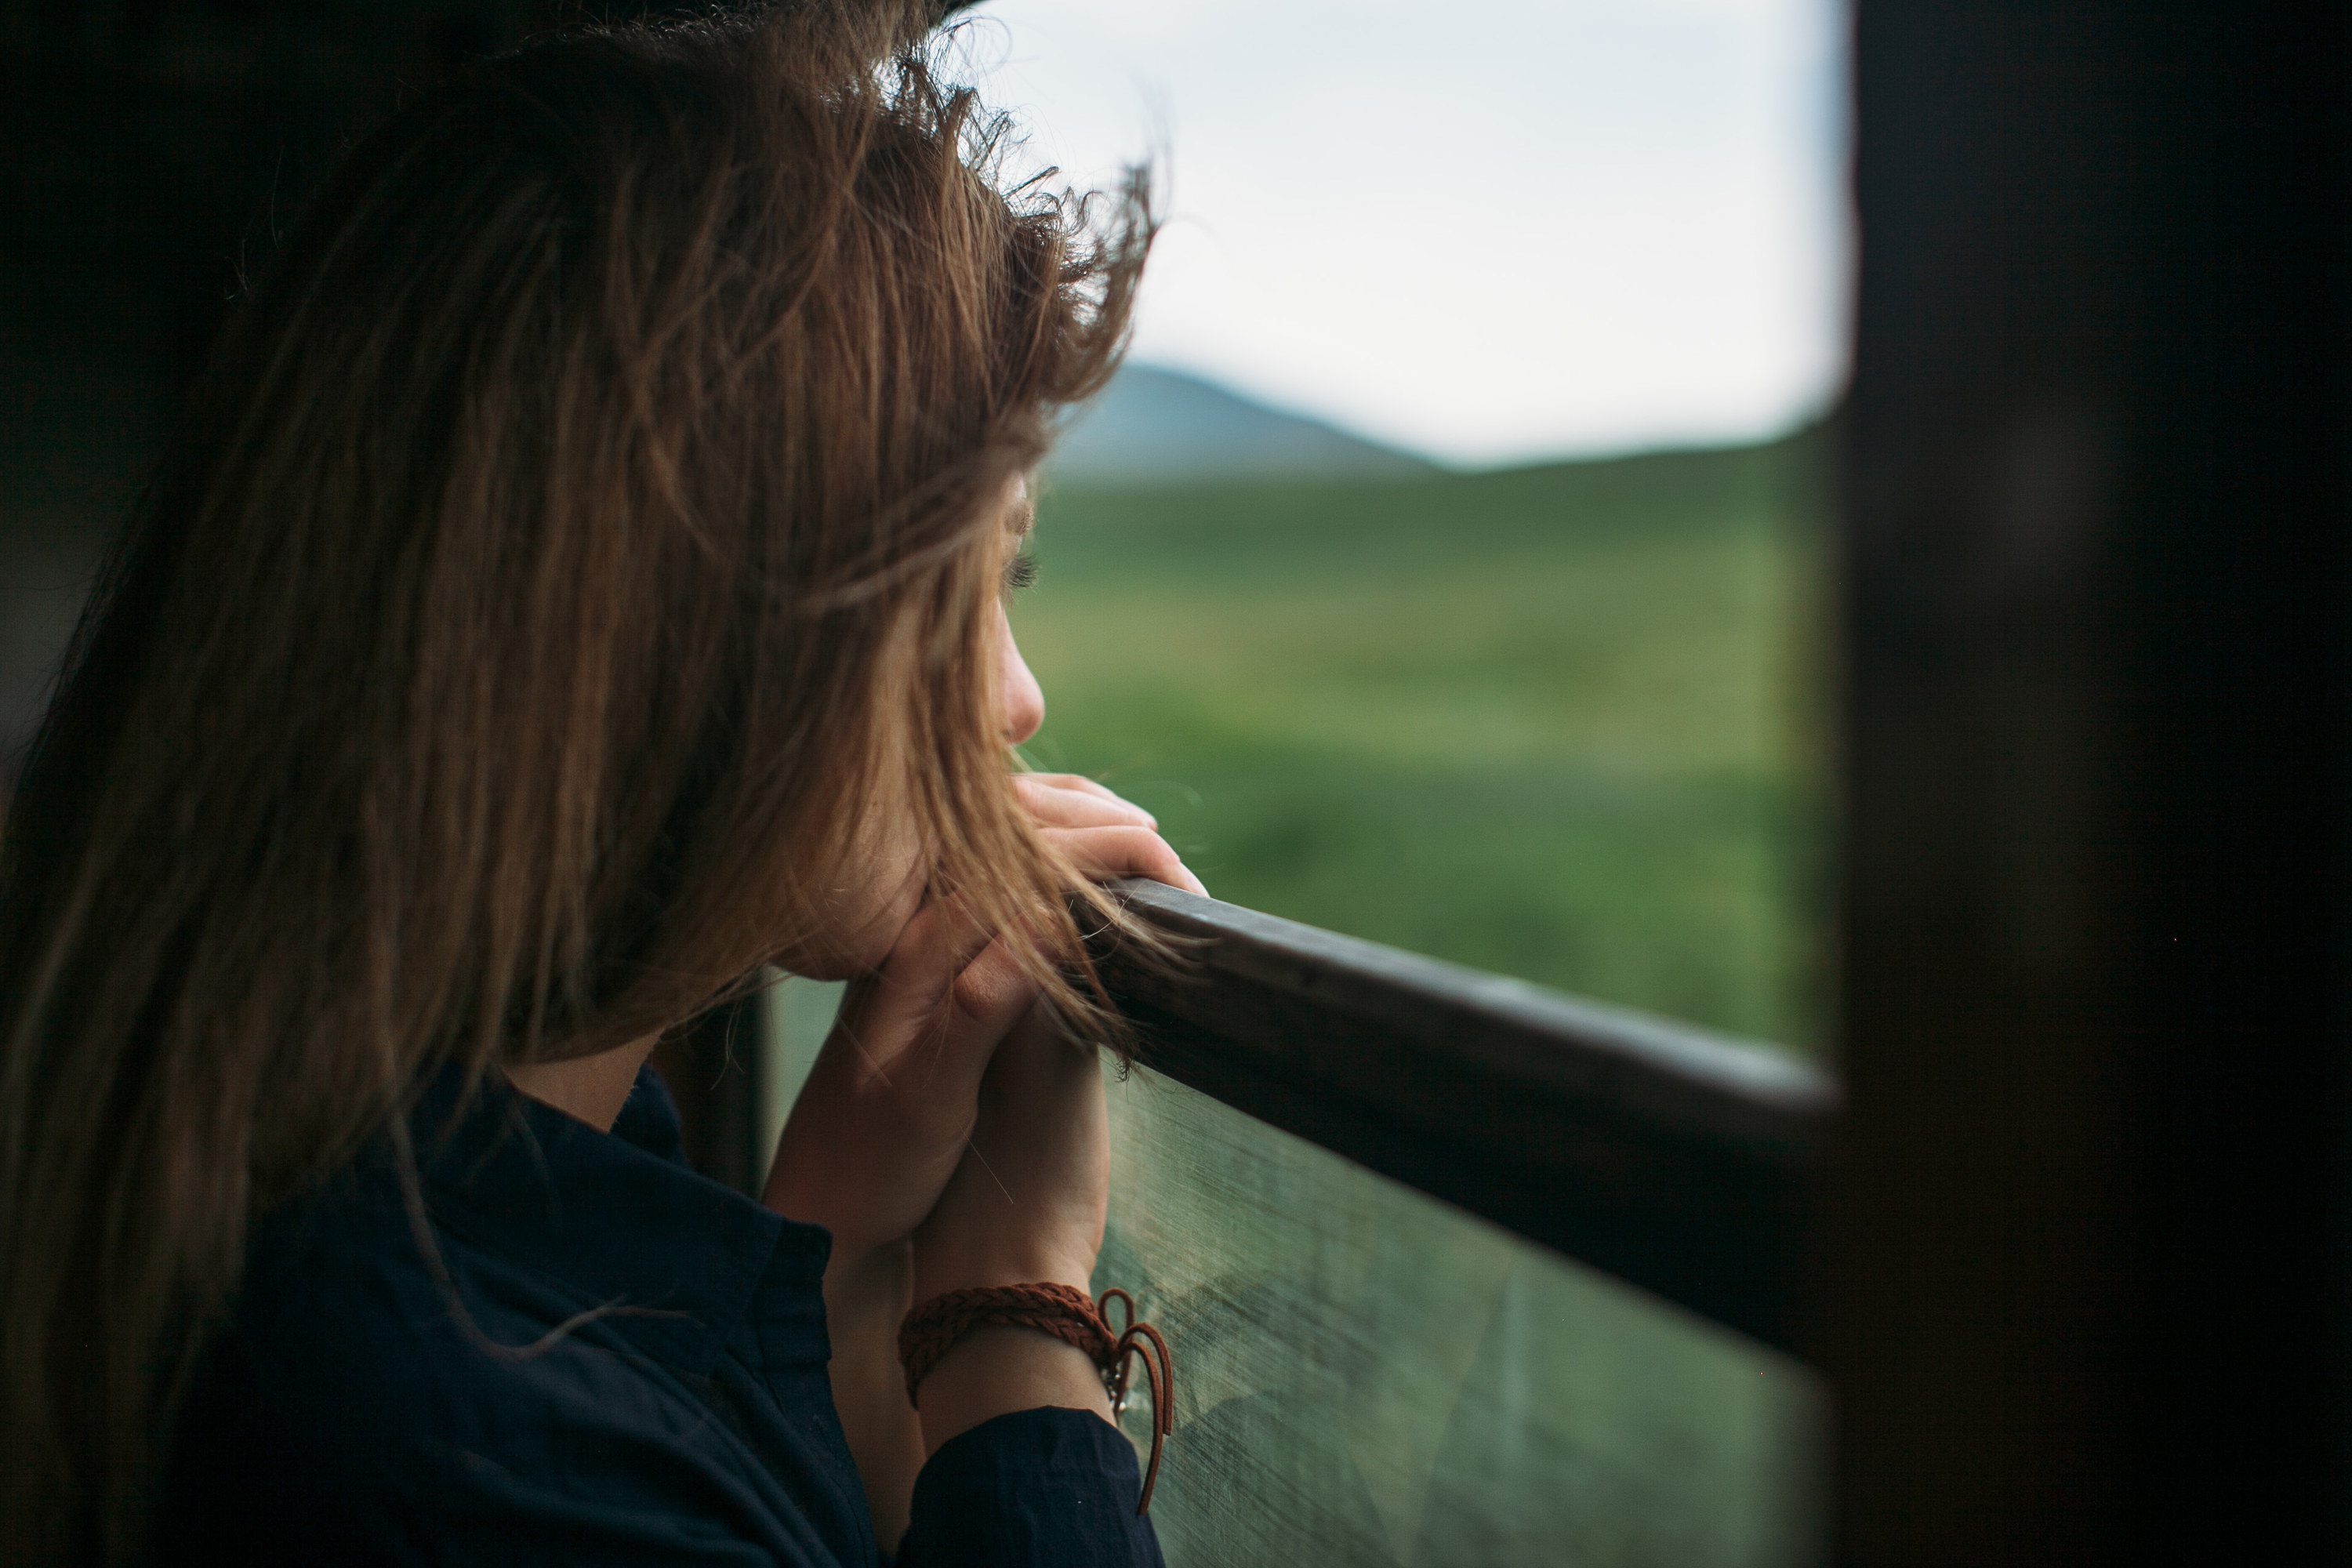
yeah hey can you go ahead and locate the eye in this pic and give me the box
[1002,552,1039,593]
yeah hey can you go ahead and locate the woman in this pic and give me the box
[0,5,1200,1563]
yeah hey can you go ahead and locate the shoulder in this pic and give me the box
[154,1178,765,1566]
[156,1183,486,1552]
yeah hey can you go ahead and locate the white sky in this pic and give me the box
[954,0,1851,468]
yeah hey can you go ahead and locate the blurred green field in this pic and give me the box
[1015,431,1831,1051]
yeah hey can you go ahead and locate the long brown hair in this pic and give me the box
[0,5,1149,1559]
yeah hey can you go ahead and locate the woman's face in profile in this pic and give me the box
[993,481,1047,746]
[782,488,1044,982]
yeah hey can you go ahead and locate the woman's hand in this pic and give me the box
[1014,771,1207,898]
[909,997,1109,1300]
[760,887,1047,1552]
[763,895,1036,1256]
[760,772,1196,1531]
[893,773,1198,1451]
[761,772,1196,1253]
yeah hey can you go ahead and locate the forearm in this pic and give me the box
[822,1242,925,1548]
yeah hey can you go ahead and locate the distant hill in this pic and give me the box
[1047,365,1439,485]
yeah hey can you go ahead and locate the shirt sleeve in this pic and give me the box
[892,1409,1167,1568]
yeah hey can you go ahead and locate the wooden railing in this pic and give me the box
[1087,880,1835,1353]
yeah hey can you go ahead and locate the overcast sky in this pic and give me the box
[956,0,1850,467]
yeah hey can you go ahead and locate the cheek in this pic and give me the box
[784,860,923,980]
[864,826,929,938]
[774,782,930,980]
[837,814,930,971]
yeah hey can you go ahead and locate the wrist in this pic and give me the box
[909,1246,1096,1305]
[823,1238,914,1329]
[895,1279,1176,1512]
[913,1324,1112,1454]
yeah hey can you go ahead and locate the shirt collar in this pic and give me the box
[408,1064,831,1374]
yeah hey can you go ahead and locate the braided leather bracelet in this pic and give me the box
[898,1282,1174,1515]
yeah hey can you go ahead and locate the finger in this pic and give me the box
[1044,823,1209,898]
[1018,771,1129,804]
[823,891,1002,1080]
[1014,773,1155,829]
[946,933,1045,1042]
[1014,772,1156,828]
[782,932,1044,1249]
[1015,781,1160,832]
[851,933,1040,1123]
[873,890,997,1007]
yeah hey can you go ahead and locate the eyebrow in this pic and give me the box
[1008,495,1036,539]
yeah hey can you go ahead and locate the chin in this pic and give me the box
[776,850,928,982]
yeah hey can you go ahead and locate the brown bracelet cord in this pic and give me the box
[898,1283,1175,1515]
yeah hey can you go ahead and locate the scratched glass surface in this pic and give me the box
[760,977,1821,1566]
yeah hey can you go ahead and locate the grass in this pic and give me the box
[1015,431,1832,1051]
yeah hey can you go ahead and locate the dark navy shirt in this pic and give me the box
[156,1067,1164,1567]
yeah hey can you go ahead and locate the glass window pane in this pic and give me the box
[759,975,846,1162]
[961,0,1850,1054]
[1094,1063,1821,1566]
[759,982,1824,1564]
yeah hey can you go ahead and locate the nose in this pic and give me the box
[996,604,1045,746]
